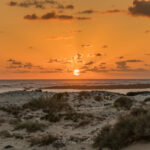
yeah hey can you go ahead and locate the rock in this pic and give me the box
[35,89,42,92]
[53,140,66,149]
[127,91,150,96]
[4,145,14,149]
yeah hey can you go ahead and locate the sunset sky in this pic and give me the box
[1,0,150,79]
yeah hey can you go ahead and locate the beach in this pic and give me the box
[0,90,150,150]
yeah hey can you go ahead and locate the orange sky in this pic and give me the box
[0,0,150,79]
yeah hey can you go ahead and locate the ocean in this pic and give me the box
[0,79,150,94]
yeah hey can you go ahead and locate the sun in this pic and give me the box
[73,69,80,76]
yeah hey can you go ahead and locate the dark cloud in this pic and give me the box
[81,44,92,48]
[119,56,124,59]
[78,10,95,14]
[145,64,150,67]
[6,59,65,73]
[66,5,74,9]
[8,0,57,9]
[8,0,74,10]
[95,53,102,57]
[24,14,38,20]
[7,59,43,70]
[145,53,150,56]
[49,59,60,63]
[85,61,94,66]
[40,68,63,73]
[8,1,17,6]
[58,15,74,20]
[24,12,91,21]
[76,17,91,20]
[81,66,108,73]
[102,45,108,49]
[145,30,150,34]
[101,9,122,14]
[128,0,150,17]
[116,59,143,70]
[41,12,56,19]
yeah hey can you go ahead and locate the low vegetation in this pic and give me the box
[0,130,12,138]
[23,93,72,113]
[78,91,91,100]
[144,97,150,103]
[64,112,93,123]
[94,95,103,102]
[114,97,133,110]
[0,105,22,116]
[14,121,46,132]
[30,134,58,146]
[93,108,150,150]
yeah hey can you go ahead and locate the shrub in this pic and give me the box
[64,112,93,122]
[144,98,150,103]
[130,107,148,116]
[0,130,12,138]
[93,110,150,150]
[94,95,103,102]
[114,97,133,110]
[30,134,58,146]
[41,113,61,122]
[78,91,91,100]
[0,106,22,116]
[15,121,46,132]
[23,93,72,114]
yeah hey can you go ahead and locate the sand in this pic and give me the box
[0,90,149,150]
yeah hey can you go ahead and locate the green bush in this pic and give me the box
[114,97,133,110]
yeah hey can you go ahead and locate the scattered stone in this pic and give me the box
[4,145,14,149]
[53,140,66,149]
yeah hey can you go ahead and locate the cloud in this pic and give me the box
[24,14,38,20]
[145,64,150,67]
[81,44,93,48]
[24,12,91,21]
[7,59,43,70]
[48,59,60,63]
[8,0,57,9]
[85,61,94,66]
[145,30,150,34]
[101,9,123,14]
[41,12,56,19]
[116,59,143,70]
[6,58,65,73]
[145,53,150,56]
[128,0,150,17]
[66,5,74,9]
[8,0,74,11]
[95,53,102,57]
[48,35,73,40]
[40,68,63,73]
[78,10,95,14]
[119,56,124,59]
[102,45,108,49]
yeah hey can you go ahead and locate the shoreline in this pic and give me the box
[42,84,150,89]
